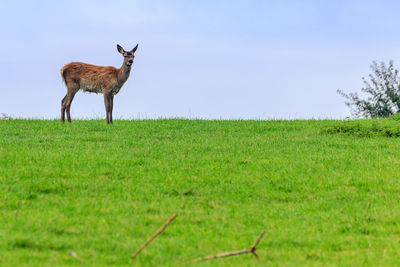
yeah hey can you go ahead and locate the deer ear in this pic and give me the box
[132,44,138,53]
[117,44,125,54]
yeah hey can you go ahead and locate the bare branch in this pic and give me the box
[131,213,178,260]
[192,231,266,263]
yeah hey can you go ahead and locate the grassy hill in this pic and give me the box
[1,119,400,266]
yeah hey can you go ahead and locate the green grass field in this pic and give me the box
[1,119,400,266]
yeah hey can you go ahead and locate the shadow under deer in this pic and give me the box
[60,44,138,124]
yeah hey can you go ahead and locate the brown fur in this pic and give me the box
[60,44,138,124]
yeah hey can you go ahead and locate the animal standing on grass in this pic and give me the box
[60,44,138,124]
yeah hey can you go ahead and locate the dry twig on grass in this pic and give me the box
[131,213,178,260]
[67,250,83,262]
[192,231,266,262]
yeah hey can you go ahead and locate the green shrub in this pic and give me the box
[323,118,400,137]
[338,60,400,118]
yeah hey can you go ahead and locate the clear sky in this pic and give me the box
[1,0,400,119]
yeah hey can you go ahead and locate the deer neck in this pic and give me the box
[117,62,132,87]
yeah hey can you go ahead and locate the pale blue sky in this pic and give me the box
[1,0,400,119]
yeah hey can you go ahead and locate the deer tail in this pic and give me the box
[60,66,67,85]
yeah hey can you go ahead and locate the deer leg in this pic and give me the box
[61,95,67,122]
[66,92,76,123]
[104,93,111,124]
[63,82,79,123]
[109,95,114,124]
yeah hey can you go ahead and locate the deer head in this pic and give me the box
[117,44,138,67]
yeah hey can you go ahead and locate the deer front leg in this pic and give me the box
[104,93,111,124]
[109,95,114,124]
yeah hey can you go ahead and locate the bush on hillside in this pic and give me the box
[338,60,400,118]
[323,116,400,137]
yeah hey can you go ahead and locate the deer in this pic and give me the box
[60,44,138,124]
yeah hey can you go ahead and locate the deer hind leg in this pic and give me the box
[64,82,79,123]
[65,92,77,123]
[61,95,67,122]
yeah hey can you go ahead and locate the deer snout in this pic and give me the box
[128,59,133,64]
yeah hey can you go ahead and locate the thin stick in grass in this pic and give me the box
[193,231,266,262]
[131,213,178,260]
